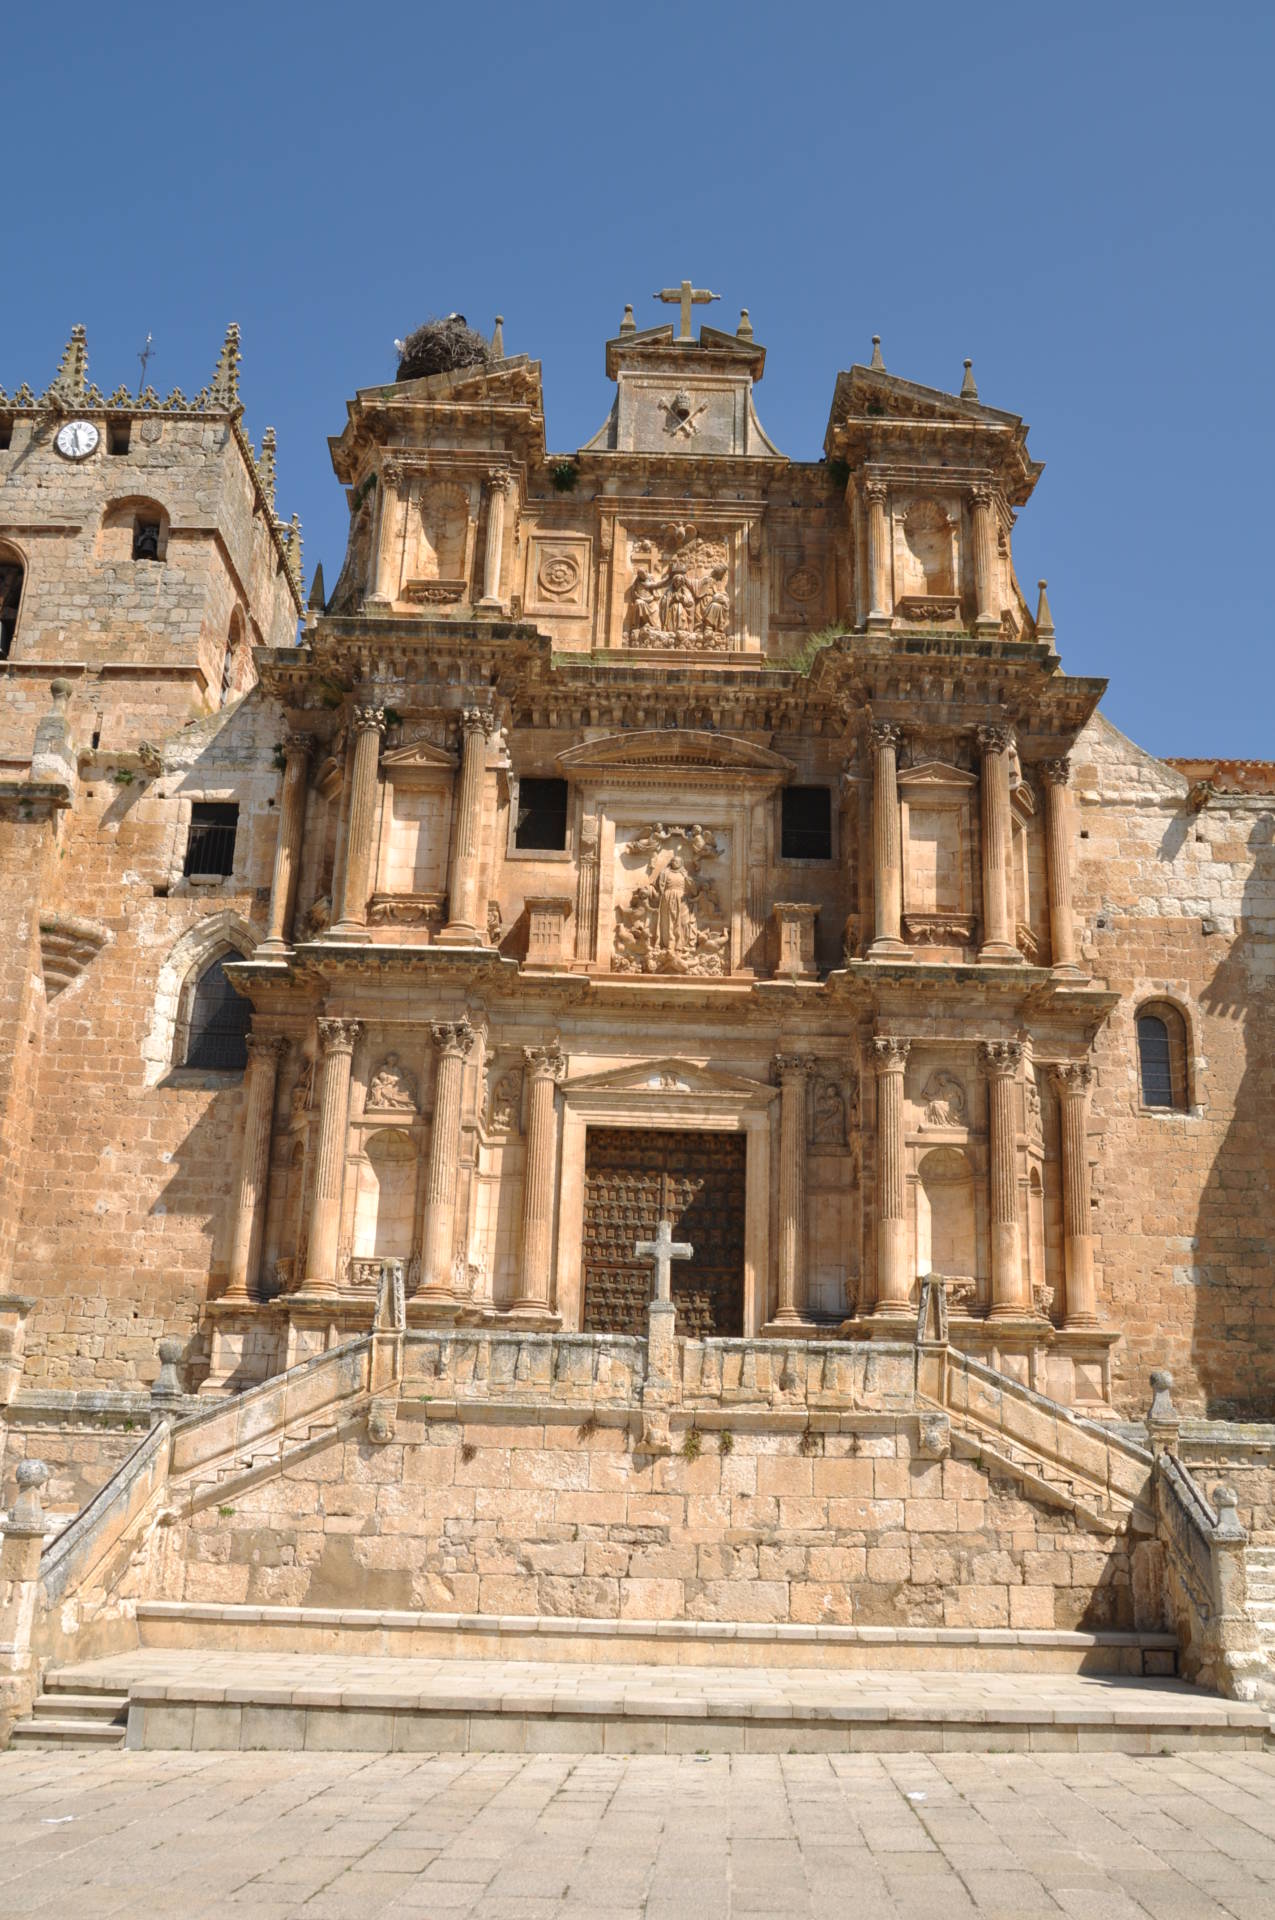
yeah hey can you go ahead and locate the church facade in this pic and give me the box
[0,299,1273,1533]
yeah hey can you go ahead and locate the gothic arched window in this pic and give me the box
[183,954,251,1071]
[1136,1001,1190,1111]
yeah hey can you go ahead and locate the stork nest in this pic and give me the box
[396,315,491,382]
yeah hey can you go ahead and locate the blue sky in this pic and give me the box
[5,1,1271,758]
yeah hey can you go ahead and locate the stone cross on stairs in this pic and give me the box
[634,1219,692,1303]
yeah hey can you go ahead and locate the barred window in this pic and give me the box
[184,957,250,1071]
[184,803,238,879]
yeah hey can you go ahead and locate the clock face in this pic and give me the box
[55,420,100,460]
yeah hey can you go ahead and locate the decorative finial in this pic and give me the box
[869,335,886,371]
[209,322,242,407]
[736,308,754,343]
[284,513,303,595]
[1035,578,1055,641]
[619,303,636,337]
[258,427,277,510]
[491,315,505,358]
[960,357,979,399]
[307,561,326,614]
[45,324,88,408]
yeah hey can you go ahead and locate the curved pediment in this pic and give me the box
[557,730,793,782]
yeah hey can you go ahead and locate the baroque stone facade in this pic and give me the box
[0,302,1273,1555]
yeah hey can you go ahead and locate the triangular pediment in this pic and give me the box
[566,1057,776,1102]
[897,760,978,790]
[381,737,457,775]
[557,730,793,781]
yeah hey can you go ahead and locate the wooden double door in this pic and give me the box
[581,1127,745,1338]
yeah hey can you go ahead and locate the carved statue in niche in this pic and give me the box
[290,1056,314,1118]
[367,1052,417,1111]
[489,1068,522,1132]
[613,823,728,976]
[812,1077,847,1146]
[624,522,734,651]
[922,1070,967,1129]
[1026,1072,1043,1139]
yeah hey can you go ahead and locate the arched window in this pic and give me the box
[183,954,251,1071]
[1136,1001,1190,1110]
[99,497,170,566]
[0,543,25,660]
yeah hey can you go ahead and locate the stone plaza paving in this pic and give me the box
[2,1748,1275,1918]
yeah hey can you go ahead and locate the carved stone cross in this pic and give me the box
[634,1218,693,1303]
[653,280,720,343]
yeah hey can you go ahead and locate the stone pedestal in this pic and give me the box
[330,706,385,940]
[258,733,313,957]
[872,1037,912,1315]
[524,898,573,969]
[771,903,819,979]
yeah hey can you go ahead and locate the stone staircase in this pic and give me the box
[9,1675,127,1750]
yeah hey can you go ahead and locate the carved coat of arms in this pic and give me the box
[625,523,733,651]
[613,823,729,976]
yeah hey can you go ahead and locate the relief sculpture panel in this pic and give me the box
[624,521,734,651]
[612,822,729,976]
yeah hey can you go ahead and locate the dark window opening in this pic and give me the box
[514,777,569,851]
[184,802,238,878]
[0,417,13,451]
[132,517,161,561]
[184,957,250,1071]
[107,419,131,455]
[0,561,22,661]
[1137,1016,1173,1108]
[781,786,832,861]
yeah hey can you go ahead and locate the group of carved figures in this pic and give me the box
[625,527,732,651]
[613,823,729,976]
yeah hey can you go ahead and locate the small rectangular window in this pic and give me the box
[781,786,832,861]
[184,802,239,878]
[107,419,131,455]
[514,777,569,851]
[0,417,13,451]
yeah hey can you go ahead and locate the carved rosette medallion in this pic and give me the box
[612,823,729,977]
[624,521,734,652]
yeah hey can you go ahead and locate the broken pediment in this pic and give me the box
[557,729,793,783]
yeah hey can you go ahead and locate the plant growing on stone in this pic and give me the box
[578,1414,599,1441]
[798,1426,821,1457]
[217,1504,235,1518]
[460,1442,477,1464]
[550,459,579,493]
[718,1429,734,1455]
[680,1427,703,1462]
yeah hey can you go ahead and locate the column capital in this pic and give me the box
[431,1018,477,1059]
[772,1052,815,1085]
[979,1038,1024,1077]
[381,460,403,489]
[863,477,889,506]
[352,703,387,735]
[1050,1060,1093,1095]
[523,1044,566,1082]
[867,719,903,753]
[969,481,997,510]
[1039,756,1071,787]
[282,730,316,764]
[317,1016,361,1056]
[245,1032,289,1066]
[977,722,1015,756]
[459,705,497,739]
[485,467,512,494]
[871,1035,911,1072]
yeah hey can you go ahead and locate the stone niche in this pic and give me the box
[612,515,762,654]
[369,734,457,938]
[898,761,978,952]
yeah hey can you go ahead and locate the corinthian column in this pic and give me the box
[1040,758,1082,976]
[982,1039,1026,1317]
[872,1037,911,1314]
[977,724,1021,962]
[299,1018,361,1295]
[439,708,495,944]
[772,1053,814,1324]
[864,479,892,629]
[514,1046,566,1311]
[868,722,907,957]
[418,1020,477,1297]
[1052,1063,1097,1326]
[330,704,385,939]
[224,1034,288,1302]
[970,484,1000,633]
[258,733,314,957]
[479,469,510,607]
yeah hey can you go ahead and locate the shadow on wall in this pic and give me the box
[1192,813,1275,1418]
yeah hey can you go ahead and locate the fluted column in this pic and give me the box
[982,1039,1026,1317]
[773,1053,814,1324]
[864,479,892,629]
[418,1020,477,1297]
[224,1034,288,1302]
[479,469,510,607]
[978,724,1020,962]
[258,733,314,957]
[1040,758,1082,975]
[439,708,495,944]
[868,722,907,957]
[299,1019,361,1295]
[330,704,385,939]
[1052,1063,1097,1327]
[970,484,1000,633]
[872,1037,911,1314]
[514,1046,566,1311]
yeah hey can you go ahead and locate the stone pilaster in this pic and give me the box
[479,469,510,607]
[330,704,385,939]
[1052,1062,1097,1327]
[872,1037,911,1314]
[439,708,495,944]
[258,733,314,957]
[224,1033,288,1303]
[418,1020,477,1298]
[772,1053,814,1324]
[299,1019,360,1295]
[574,816,600,962]
[1040,758,1082,975]
[982,1039,1025,1316]
[864,479,892,629]
[977,724,1020,962]
[514,1046,566,1312]
[868,722,907,957]
[970,484,1000,633]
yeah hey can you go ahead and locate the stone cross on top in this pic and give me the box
[634,1218,693,1303]
[653,280,719,343]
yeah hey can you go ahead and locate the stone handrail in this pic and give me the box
[39,1418,171,1608]
[679,1338,916,1413]
[169,1337,370,1478]
[1155,1453,1261,1699]
[402,1330,646,1405]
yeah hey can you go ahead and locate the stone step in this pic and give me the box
[948,1426,1120,1532]
[9,1716,126,1749]
[134,1601,1179,1676]
[51,1649,1272,1757]
[33,1691,127,1722]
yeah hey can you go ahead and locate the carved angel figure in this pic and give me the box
[367,1052,417,1110]
[922,1070,967,1129]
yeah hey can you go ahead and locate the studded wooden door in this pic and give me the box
[582,1128,746,1337]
